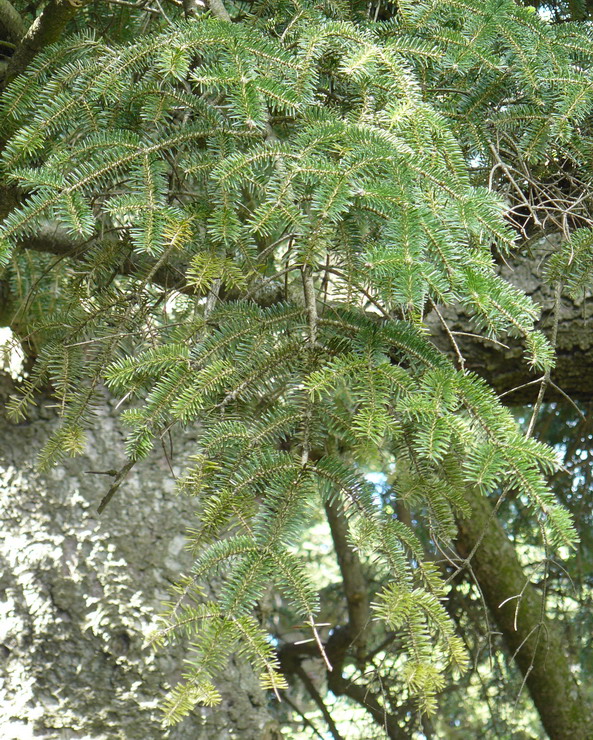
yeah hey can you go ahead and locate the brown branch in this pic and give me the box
[338,682,409,740]
[456,486,593,739]
[324,500,370,663]
[295,664,345,740]
[281,693,326,740]
[4,0,90,85]
[279,627,409,740]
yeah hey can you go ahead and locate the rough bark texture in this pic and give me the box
[428,243,593,404]
[0,377,281,740]
[3,0,88,85]
[456,487,593,740]
[0,0,26,45]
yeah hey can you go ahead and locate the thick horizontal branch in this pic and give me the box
[24,222,189,291]
[2,189,591,404]
[426,248,593,405]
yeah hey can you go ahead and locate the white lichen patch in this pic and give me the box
[0,384,279,739]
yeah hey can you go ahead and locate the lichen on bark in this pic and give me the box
[0,377,280,740]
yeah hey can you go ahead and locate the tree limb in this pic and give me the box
[337,682,409,740]
[208,0,230,21]
[280,693,326,740]
[425,245,593,404]
[0,0,27,45]
[4,0,90,85]
[324,500,370,664]
[456,486,593,739]
[295,664,345,740]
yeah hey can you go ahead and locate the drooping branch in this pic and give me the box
[4,221,590,404]
[279,503,411,738]
[0,181,591,405]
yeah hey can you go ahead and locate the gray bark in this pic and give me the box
[0,0,26,46]
[0,377,281,740]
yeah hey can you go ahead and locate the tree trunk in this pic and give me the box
[0,377,281,740]
[456,486,593,740]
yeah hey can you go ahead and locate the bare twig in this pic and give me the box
[527,282,562,438]
[430,300,465,371]
[296,664,345,740]
[96,459,136,513]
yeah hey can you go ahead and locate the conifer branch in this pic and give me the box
[2,202,590,404]
[1,3,591,725]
